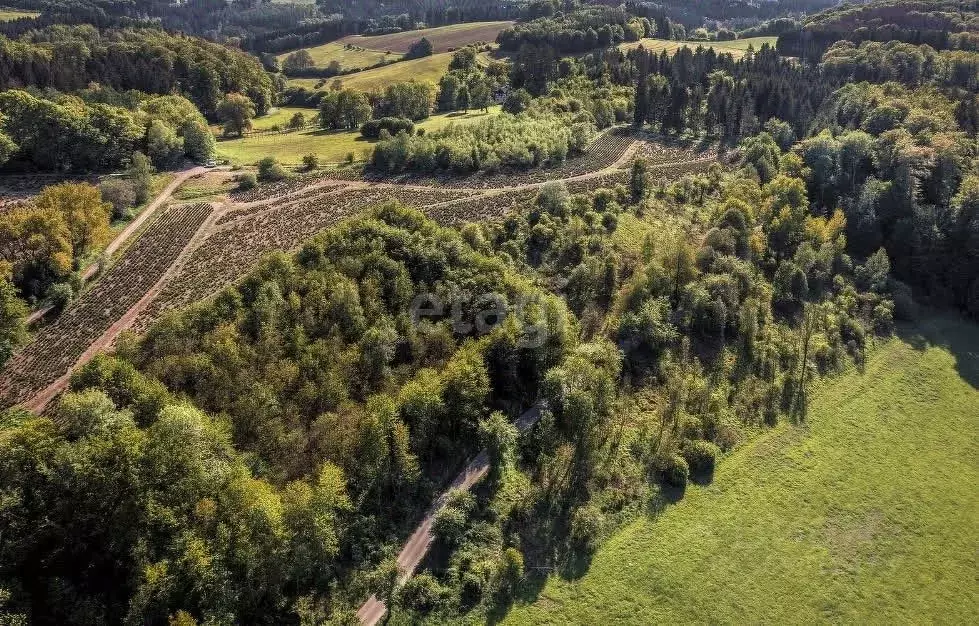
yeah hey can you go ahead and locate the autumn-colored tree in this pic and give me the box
[33,183,112,262]
[0,204,73,298]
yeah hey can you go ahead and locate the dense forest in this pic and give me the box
[0,0,978,624]
[777,0,979,61]
[0,25,273,116]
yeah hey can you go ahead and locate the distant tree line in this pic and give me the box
[777,0,979,62]
[0,24,274,117]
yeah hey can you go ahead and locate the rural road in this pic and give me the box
[356,404,543,626]
[83,165,208,280]
[24,165,207,326]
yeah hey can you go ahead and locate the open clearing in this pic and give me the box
[277,41,399,73]
[216,106,502,165]
[0,8,39,21]
[337,21,512,54]
[621,36,777,59]
[505,314,979,624]
[288,52,454,92]
[278,21,510,74]
[209,106,314,135]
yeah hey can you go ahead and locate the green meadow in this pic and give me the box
[215,106,502,165]
[506,314,979,624]
[620,36,777,59]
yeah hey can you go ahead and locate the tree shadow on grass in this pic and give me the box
[895,310,979,390]
[689,465,716,487]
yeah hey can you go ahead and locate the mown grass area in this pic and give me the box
[0,8,39,21]
[249,107,316,131]
[171,171,235,202]
[277,41,400,73]
[505,314,979,624]
[215,105,502,165]
[287,52,454,93]
[620,36,777,59]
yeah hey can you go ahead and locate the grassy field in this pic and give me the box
[337,21,512,54]
[171,171,235,203]
[0,8,39,21]
[277,41,400,73]
[248,107,316,131]
[278,21,510,75]
[215,106,502,165]
[209,107,315,137]
[620,36,777,59]
[288,52,454,93]
[506,314,979,624]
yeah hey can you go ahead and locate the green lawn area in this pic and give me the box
[249,107,315,131]
[0,8,39,21]
[620,36,777,59]
[277,41,400,73]
[505,314,979,624]
[287,52,454,93]
[215,106,502,165]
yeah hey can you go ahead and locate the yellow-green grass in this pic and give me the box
[172,171,236,202]
[506,314,979,624]
[277,41,400,73]
[620,36,777,59]
[216,105,502,165]
[0,8,39,21]
[249,106,317,131]
[209,107,317,137]
[288,52,454,93]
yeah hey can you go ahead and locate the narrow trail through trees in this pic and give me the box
[356,406,543,626]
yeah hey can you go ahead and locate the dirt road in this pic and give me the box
[356,405,543,626]
[24,165,207,327]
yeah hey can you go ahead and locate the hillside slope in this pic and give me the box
[506,314,979,624]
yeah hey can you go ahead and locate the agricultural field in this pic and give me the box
[336,21,513,54]
[0,8,39,21]
[215,105,502,165]
[277,41,400,73]
[620,36,777,59]
[0,203,213,408]
[287,52,454,92]
[505,315,979,624]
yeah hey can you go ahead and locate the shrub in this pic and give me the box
[503,88,532,114]
[235,172,257,190]
[433,505,467,547]
[398,574,446,613]
[257,156,288,181]
[47,281,75,312]
[498,547,524,592]
[663,453,689,487]
[288,111,307,130]
[99,178,136,220]
[301,154,319,171]
[873,300,895,335]
[682,440,720,473]
[360,117,415,139]
[569,504,604,551]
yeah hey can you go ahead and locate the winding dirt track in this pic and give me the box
[23,165,207,327]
